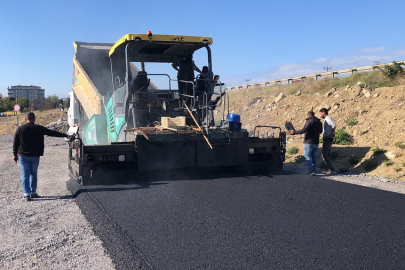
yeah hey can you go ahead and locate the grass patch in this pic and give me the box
[256,69,404,98]
[287,147,299,155]
[364,160,378,172]
[348,156,360,165]
[383,160,394,166]
[346,117,358,127]
[295,155,306,164]
[394,167,402,173]
[394,142,405,149]
[372,147,386,155]
[318,161,328,169]
[333,129,353,145]
[330,151,339,160]
[338,168,349,174]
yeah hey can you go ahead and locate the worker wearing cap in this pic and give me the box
[288,111,323,175]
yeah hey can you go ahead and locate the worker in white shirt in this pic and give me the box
[319,108,337,175]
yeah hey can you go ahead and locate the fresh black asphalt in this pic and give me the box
[68,171,405,270]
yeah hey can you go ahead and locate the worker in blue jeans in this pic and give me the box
[288,111,323,175]
[13,112,69,201]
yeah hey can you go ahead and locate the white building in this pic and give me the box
[7,85,45,102]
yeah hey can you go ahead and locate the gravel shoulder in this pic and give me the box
[0,135,114,270]
[284,163,405,195]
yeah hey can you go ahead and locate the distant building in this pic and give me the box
[7,85,45,110]
[8,85,45,103]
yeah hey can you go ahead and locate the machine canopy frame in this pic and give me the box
[109,33,213,63]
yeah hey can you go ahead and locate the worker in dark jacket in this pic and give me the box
[13,112,69,201]
[288,111,323,175]
[172,54,202,105]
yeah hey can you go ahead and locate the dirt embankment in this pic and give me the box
[0,109,66,135]
[218,83,405,179]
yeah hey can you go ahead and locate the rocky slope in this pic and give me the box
[217,82,405,179]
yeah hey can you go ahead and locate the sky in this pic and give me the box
[1,0,405,98]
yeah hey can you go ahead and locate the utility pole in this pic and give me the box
[245,79,251,89]
[7,114,9,135]
[323,67,332,72]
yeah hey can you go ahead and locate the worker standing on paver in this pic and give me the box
[172,54,202,104]
[13,112,69,201]
[319,108,337,175]
[288,111,323,175]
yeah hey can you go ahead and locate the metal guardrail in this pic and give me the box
[225,60,405,91]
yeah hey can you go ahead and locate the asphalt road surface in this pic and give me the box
[68,170,405,270]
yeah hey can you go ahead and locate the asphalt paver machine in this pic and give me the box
[68,32,286,185]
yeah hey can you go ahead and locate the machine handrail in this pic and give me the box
[146,74,172,92]
[253,125,282,137]
[222,92,230,123]
[174,79,196,109]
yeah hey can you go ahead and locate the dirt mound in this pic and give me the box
[0,109,66,135]
[217,83,405,179]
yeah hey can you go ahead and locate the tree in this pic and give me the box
[43,95,60,110]
[17,97,30,111]
[0,97,14,112]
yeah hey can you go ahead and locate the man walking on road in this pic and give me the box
[13,112,69,201]
[319,108,337,174]
[288,111,323,175]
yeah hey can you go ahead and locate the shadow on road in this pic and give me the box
[65,166,298,197]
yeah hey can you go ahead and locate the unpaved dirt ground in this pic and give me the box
[0,135,114,270]
[0,109,65,135]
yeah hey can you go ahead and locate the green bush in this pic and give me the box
[295,155,306,163]
[372,147,386,155]
[394,167,402,173]
[318,161,328,169]
[381,61,403,80]
[346,117,358,127]
[403,162,405,167]
[395,142,405,149]
[338,168,349,174]
[383,160,394,166]
[287,147,299,155]
[348,156,360,165]
[330,151,339,160]
[364,160,378,172]
[333,129,353,145]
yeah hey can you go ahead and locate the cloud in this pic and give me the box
[396,50,405,56]
[329,55,391,66]
[360,46,385,53]
[314,58,327,63]
[224,50,405,87]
